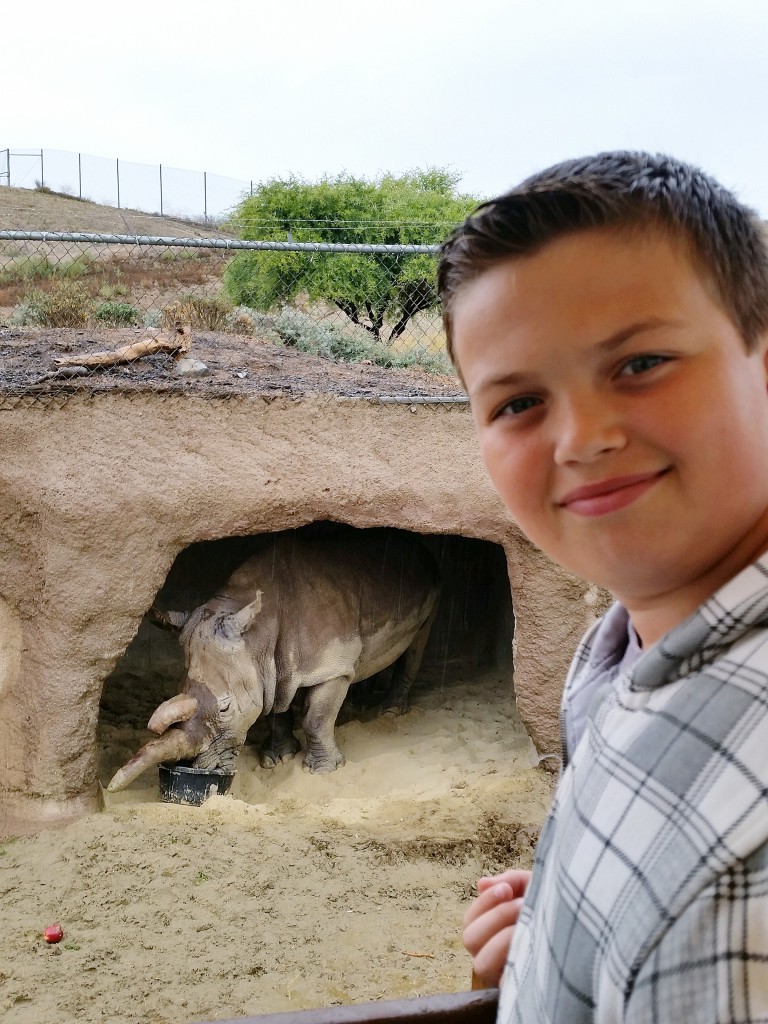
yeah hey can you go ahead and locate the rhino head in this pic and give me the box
[107,593,264,792]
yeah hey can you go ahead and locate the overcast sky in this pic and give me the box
[5,0,768,218]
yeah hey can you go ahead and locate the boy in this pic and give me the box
[437,152,768,1022]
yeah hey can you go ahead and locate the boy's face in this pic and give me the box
[451,227,768,614]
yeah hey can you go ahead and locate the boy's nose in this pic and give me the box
[552,394,627,465]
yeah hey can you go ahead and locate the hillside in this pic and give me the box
[0,186,239,320]
[0,185,235,237]
[0,185,451,375]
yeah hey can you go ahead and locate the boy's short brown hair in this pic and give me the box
[438,151,768,359]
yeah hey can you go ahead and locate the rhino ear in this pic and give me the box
[233,592,262,633]
[215,593,263,646]
[148,606,190,632]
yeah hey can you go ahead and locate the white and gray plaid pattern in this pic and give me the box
[498,559,768,1023]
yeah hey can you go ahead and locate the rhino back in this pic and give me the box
[222,530,439,692]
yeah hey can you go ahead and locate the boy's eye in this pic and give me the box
[499,395,542,417]
[619,353,668,376]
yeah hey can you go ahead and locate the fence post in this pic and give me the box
[159,164,164,217]
[40,149,44,189]
[204,170,208,223]
[116,158,120,209]
[78,153,82,200]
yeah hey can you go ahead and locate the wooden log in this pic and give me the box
[53,324,191,368]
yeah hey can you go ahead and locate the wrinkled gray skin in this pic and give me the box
[107,530,440,791]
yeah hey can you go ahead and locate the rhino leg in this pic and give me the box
[382,605,437,717]
[301,677,351,773]
[260,709,301,768]
[381,651,411,717]
[344,666,393,712]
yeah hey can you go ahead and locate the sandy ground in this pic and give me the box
[0,672,553,1024]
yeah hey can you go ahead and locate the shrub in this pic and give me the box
[380,347,452,374]
[8,302,37,326]
[142,309,162,329]
[94,301,141,326]
[161,294,232,331]
[158,248,200,263]
[0,255,58,284]
[22,281,93,327]
[272,307,451,373]
[57,255,94,279]
[273,308,363,360]
[224,308,257,334]
[228,306,276,335]
[98,281,129,300]
[0,253,93,285]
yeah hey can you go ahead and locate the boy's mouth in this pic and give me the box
[557,470,668,517]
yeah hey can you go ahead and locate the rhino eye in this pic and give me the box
[218,697,232,713]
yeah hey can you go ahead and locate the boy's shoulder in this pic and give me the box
[568,556,768,703]
[501,557,768,1023]
[559,554,768,941]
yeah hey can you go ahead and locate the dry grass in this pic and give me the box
[0,187,234,320]
[0,249,226,310]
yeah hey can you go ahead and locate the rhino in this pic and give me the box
[107,529,440,791]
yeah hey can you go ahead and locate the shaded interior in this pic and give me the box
[98,523,515,776]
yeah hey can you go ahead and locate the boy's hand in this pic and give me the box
[462,869,532,988]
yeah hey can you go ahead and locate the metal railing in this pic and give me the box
[0,230,438,253]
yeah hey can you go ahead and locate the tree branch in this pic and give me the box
[387,279,436,342]
[365,301,385,339]
[335,300,378,337]
[388,315,411,341]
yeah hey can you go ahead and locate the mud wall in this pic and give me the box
[0,391,602,836]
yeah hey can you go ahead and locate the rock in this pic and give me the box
[174,358,209,377]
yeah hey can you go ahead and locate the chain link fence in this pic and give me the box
[1,148,249,223]
[0,231,465,406]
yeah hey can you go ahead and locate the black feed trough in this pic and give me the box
[158,762,236,806]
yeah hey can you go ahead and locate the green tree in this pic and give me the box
[224,169,478,342]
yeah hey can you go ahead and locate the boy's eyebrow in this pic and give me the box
[596,317,680,352]
[469,317,680,396]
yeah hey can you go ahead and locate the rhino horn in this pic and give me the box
[147,606,190,631]
[147,694,199,734]
[106,728,199,792]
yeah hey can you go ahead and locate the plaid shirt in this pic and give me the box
[498,559,768,1024]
